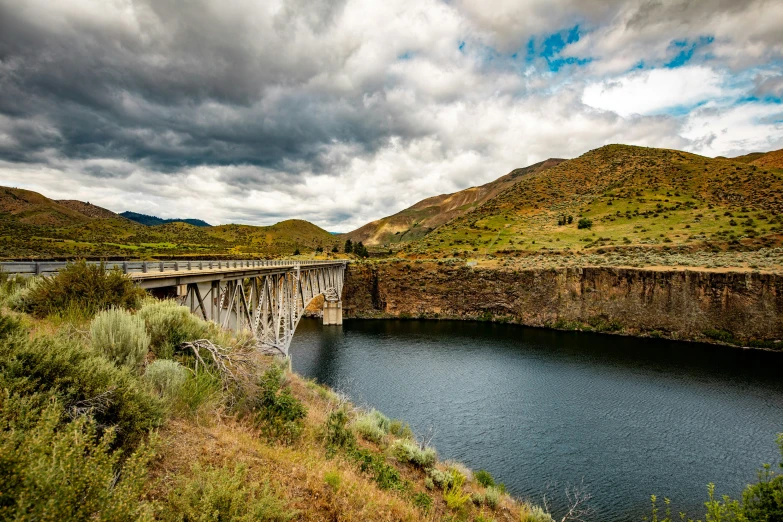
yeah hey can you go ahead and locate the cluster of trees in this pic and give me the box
[344,239,369,258]
[556,215,592,229]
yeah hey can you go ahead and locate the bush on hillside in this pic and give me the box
[390,439,437,469]
[0,398,155,522]
[323,407,356,454]
[475,469,495,488]
[91,308,150,370]
[144,359,188,398]
[252,366,307,444]
[353,409,390,444]
[138,300,206,359]
[520,505,555,522]
[5,276,43,312]
[0,316,163,449]
[161,463,295,522]
[577,217,593,230]
[0,270,25,306]
[17,260,146,319]
[176,368,222,417]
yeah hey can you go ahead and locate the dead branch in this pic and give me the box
[180,339,254,384]
[560,480,594,522]
[68,388,115,420]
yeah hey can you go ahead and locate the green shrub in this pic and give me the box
[176,368,221,416]
[475,469,495,488]
[323,407,356,454]
[520,505,554,522]
[0,330,163,450]
[138,300,206,359]
[444,470,470,510]
[471,492,485,505]
[412,492,433,513]
[91,308,150,370]
[704,328,738,345]
[5,276,43,312]
[0,398,155,521]
[428,467,454,490]
[349,447,406,491]
[162,463,295,522]
[390,439,437,468]
[353,409,390,444]
[144,359,188,398]
[485,486,501,509]
[253,366,307,444]
[389,419,414,438]
[18,260,146,319]
[324,471,341,491]
[0,271,26,306]
[740,433,783,521]
[577,217,593,229]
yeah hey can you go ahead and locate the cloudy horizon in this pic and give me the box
[1,0,782,231]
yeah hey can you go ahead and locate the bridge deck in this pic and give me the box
[0,260,347,289]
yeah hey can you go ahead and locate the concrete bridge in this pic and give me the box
[0,259,347,357]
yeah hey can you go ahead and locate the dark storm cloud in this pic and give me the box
[0,0,427,173]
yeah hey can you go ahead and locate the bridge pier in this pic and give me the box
[323,300,343,325]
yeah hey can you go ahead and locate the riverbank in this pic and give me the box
[342,260,783,349]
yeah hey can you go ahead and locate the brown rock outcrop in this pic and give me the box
[343,261,783,345]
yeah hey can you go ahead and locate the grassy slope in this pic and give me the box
[7,302,528,522]
[402,144,783,257]
[0,185,338,259]
[752,148,783,168]
[342,159,565,247]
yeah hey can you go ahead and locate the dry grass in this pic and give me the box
[146,362,530,522]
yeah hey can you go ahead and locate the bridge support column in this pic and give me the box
[323,300,342,325]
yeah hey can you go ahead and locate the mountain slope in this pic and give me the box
[0,185,339,259]
[207,219,338,255]
[120,211,211,227]
[717,152,766,163]
[343,158,565,246]
[57,200,120,219]
[0,187,95,226]
[406,144,783,256]
[751,148,783,169]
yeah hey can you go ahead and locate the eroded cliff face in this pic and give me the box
[343,261,783,345]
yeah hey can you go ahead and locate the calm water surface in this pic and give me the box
[290,319,783,522]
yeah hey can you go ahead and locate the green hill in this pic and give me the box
[0,186,337,260]
[402,144,783,256]
[342,158,565,247]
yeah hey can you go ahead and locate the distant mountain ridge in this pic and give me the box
[120,211,211,227]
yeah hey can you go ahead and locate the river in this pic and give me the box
[290,318,783,522]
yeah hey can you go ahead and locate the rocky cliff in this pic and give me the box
[342,261,783,346]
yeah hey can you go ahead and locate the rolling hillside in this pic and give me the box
[751,148,783,168]
[0,187,96,226]
[401,144,783,256]
[0,186,337,259]
[343,158,565,246]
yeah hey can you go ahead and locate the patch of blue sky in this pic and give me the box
[397,51,414,60]
[665,36,714,68]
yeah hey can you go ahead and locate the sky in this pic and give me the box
[0,0,782,232]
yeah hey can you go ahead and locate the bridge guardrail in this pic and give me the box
[0,259,346,277]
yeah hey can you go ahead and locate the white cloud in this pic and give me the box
[582,67,726,117]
